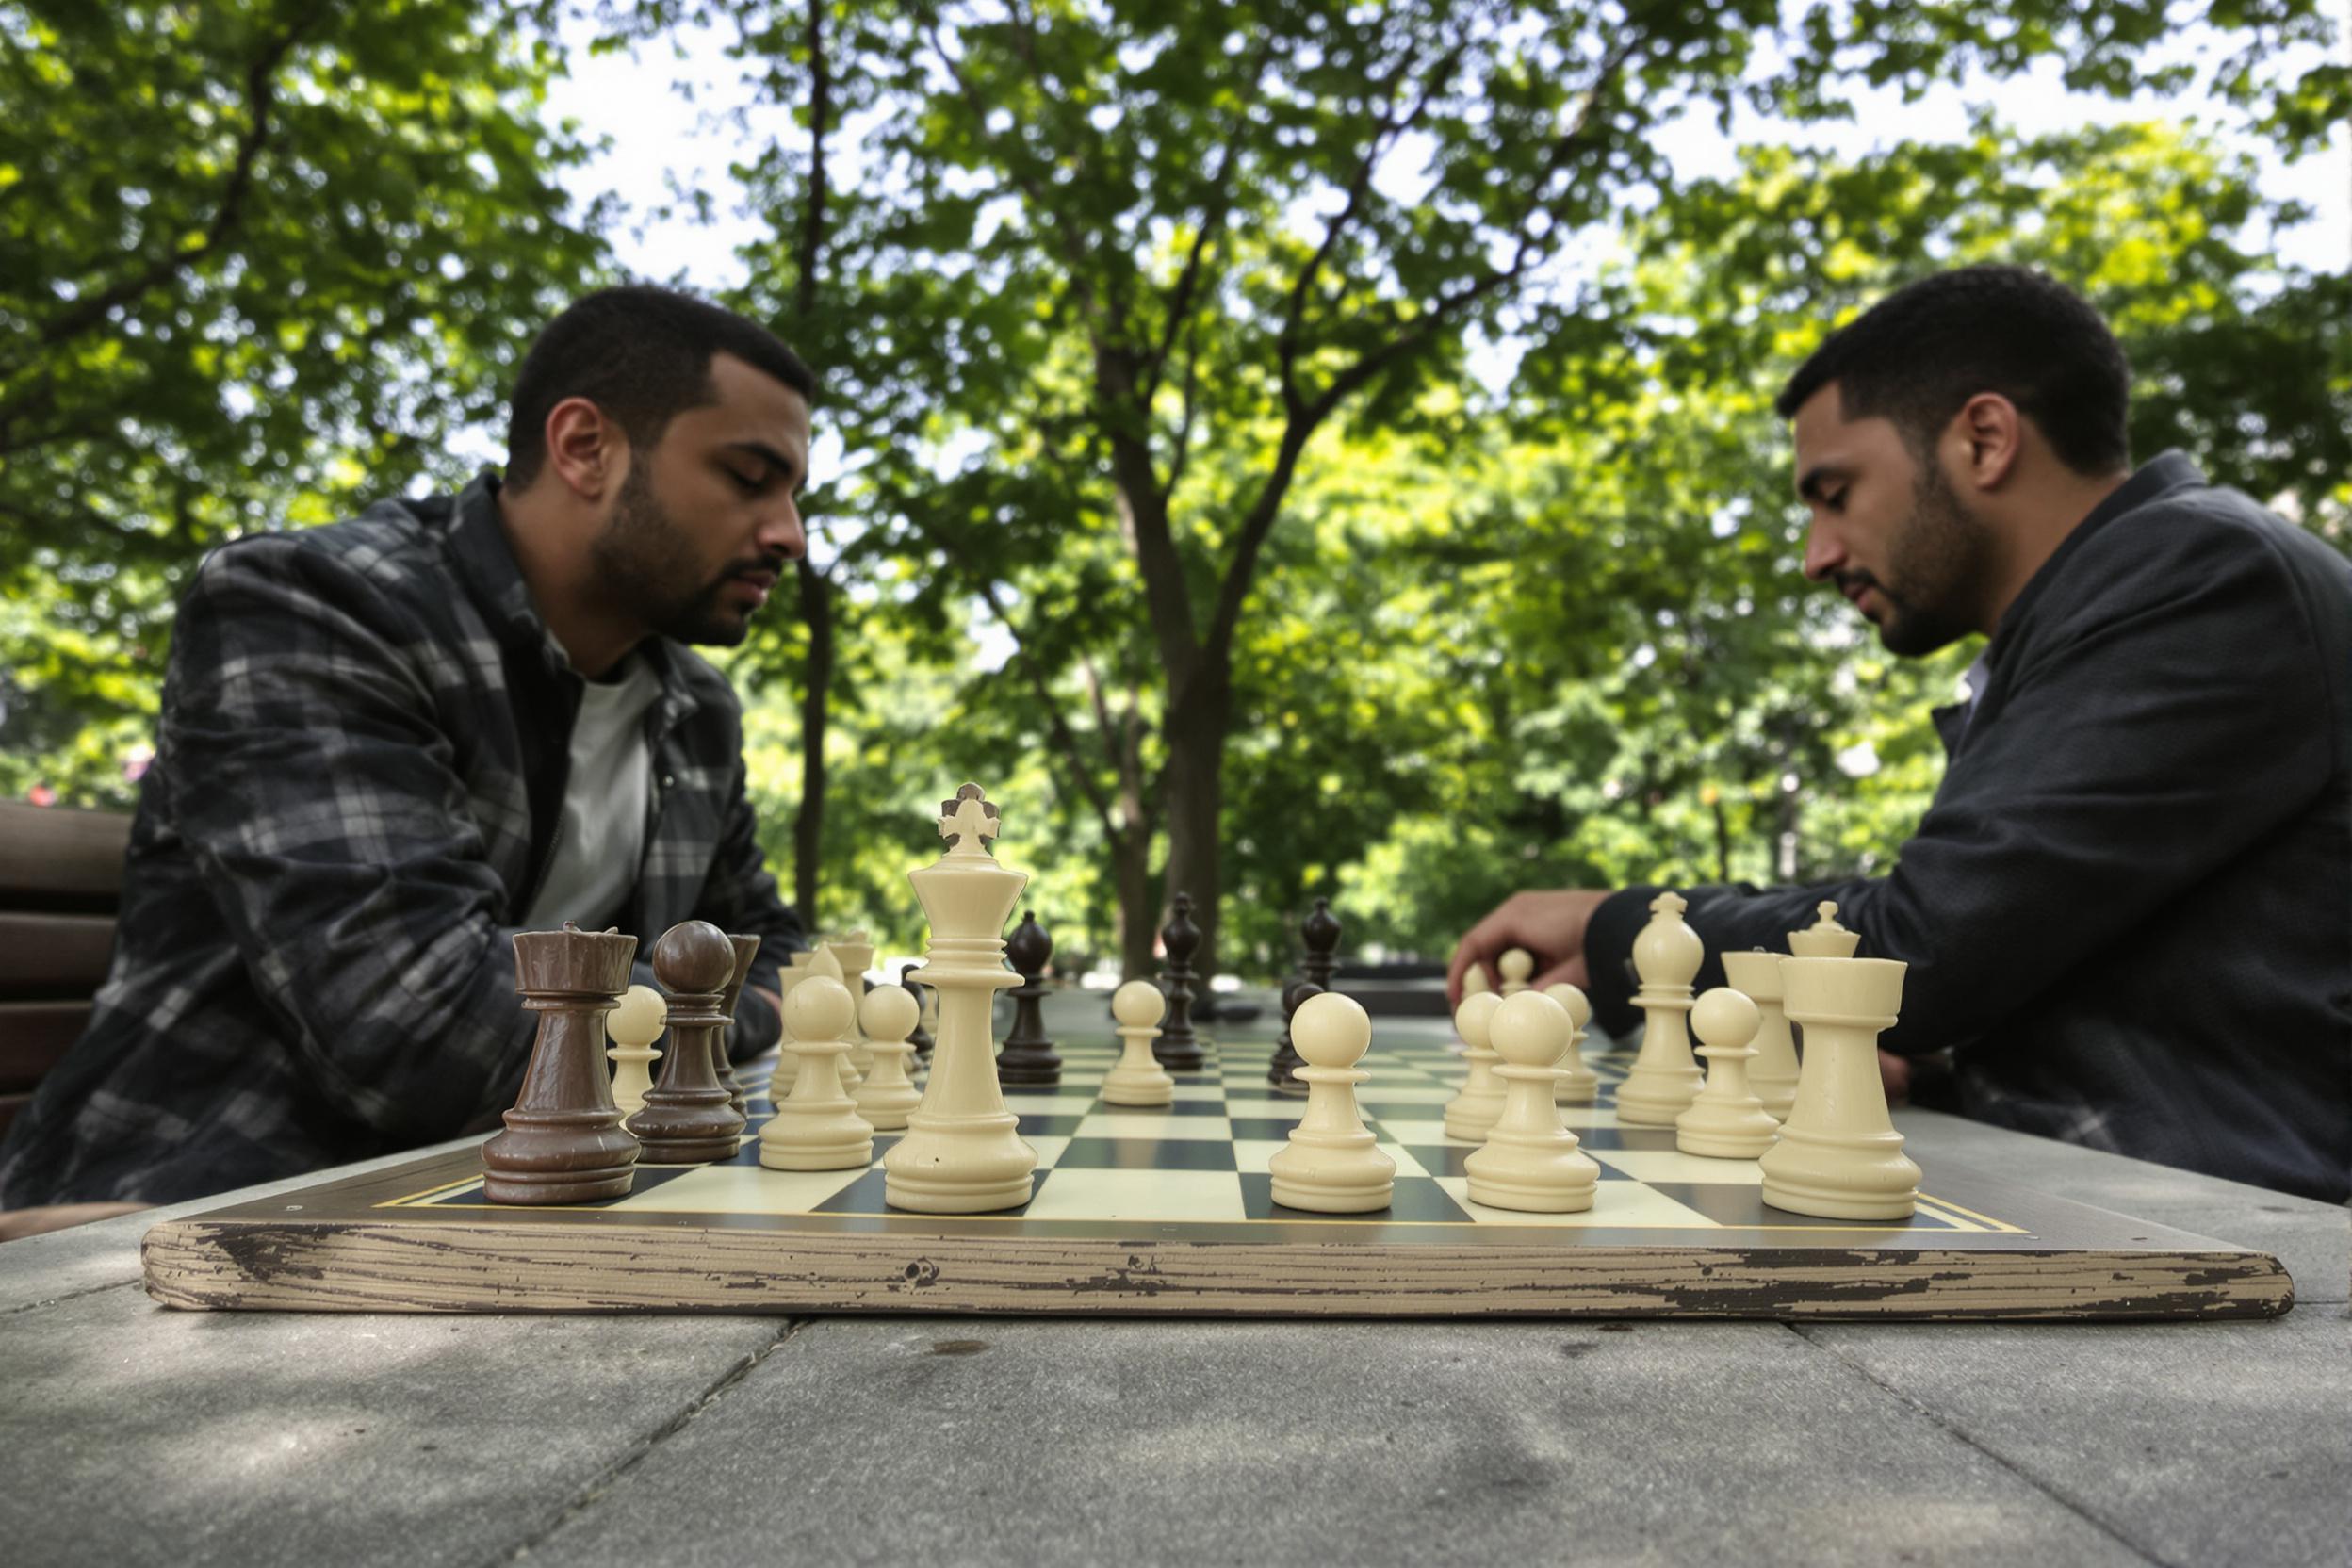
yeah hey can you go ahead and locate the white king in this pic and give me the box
[882,783,1038,1213]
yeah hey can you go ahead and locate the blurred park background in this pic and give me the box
[3,0,2346,984]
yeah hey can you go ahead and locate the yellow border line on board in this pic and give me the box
[1918,1193,2029,1233]
[381,1182,2017,1235]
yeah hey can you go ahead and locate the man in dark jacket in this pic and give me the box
[1449,266,2351,1203]
[0,286,812,1214]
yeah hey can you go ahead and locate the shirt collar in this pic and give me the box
[1984,449,2207,661]
[443,468,705,722]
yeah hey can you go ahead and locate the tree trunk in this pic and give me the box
[1112,826,1155,982]
[792,554,832,923]
[1159,668,1231,985]
[787,0,832,929]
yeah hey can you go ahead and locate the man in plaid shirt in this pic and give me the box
[1449,267,2351,1204]
[0,287,811,1211]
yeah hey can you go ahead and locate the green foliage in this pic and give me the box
[4,0,2344,991]
[0,0,607,802]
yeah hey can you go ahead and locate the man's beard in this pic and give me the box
[1842,460,1990,658]
[587,465,772,647]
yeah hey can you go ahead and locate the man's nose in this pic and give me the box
[760,500,807,563]
[1801,520,1845,583]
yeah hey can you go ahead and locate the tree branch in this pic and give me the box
[1210,33,1648,662]
[1274,38,1464,418]
[1095,344,1198,667]
[16,15,312,366]
[921,522,1129,847]
[919,5,1124,339]
[1138,35,1277,409]
[1164,320,1204,500]
[795,0,830,325]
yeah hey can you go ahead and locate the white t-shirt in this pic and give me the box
[522,653,663,931]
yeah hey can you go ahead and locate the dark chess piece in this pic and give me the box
[482,923,642,1204]
[1302,896,1342,993]
[1266,978,1322,1097]
[903,972,934,1057]
[715,933,761,1119]
[1155,891,1207,1070]
[625,921,749,1163]
[997,910,1062,1086]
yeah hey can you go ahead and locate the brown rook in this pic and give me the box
[482,923,643,1204]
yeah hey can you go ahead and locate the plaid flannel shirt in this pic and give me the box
[1585,453,2352,1204]
[0,474,804,1207]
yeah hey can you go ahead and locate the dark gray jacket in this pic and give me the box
[1586,452,2351,1203]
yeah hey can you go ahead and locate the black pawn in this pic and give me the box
[903,972,934,1058]
[624,921,747,1164]
[1267,978,1321,1096]
[998,910,1061,1086]
[1156,891,1206,1070]
[1302,896,1342,993]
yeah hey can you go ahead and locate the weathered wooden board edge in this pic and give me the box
[140,1216,2294,1322]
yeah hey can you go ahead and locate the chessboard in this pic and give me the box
[142,1020,2290,1321]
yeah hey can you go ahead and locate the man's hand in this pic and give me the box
[749,984,785,1049]
[1446,890,1612,1004]
[1879,1048,1911,1104]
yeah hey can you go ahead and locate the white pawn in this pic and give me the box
[605,984,665,1117]
[807,946,863,1089]
[1497,948,1534,995]
[1465,989,1601,1212]
[1442,990,1508,1141]
[759,976,873,1171]
[852,985,925,1131]
[1544,982,1600,1104]
[1268,992,1395,1213]
[1675,988,1782,1159]
[1102,980,1175,1106]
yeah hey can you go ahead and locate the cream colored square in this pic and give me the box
[1436,1177,1723,1228]
[1004,1093,1081,1116]
[1072,1113,1233,1141]
[611,1164,864,1215]
[1023,1168,1248,1223]
[877,1134,1070,1171]
[1373,1119,1460,1146]
[1593,1149,1767,1184]
[1555,1105,1616,1128]
[1355,1086,1460,1106]
[1220,1096,1297,1119]
[1168,1083,1225,1102]
[1233,1137,1285,1175]
[1233,1138,1428,1179]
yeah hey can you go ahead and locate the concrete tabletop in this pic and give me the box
[3,997,2344,1568]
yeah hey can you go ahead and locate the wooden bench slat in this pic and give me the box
[0,912,116,999]
[0,800,131,910]
[0,1001,91,1091]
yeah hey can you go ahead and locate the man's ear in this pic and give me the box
[1950,392,2023,493]
[542,397,626,501]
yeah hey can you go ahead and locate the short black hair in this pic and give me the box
[1774,265,2130,477]
[505,286,817,489]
